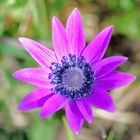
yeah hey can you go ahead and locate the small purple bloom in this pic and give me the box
[12,8,135,133]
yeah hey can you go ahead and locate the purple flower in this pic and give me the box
[12,8,135,133]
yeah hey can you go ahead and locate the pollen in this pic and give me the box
[49,54,95,100]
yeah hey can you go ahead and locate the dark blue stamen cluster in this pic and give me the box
[48,54,95,100]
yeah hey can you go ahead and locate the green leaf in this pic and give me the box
[28,115,58,140]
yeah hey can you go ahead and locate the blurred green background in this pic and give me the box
[0,0,140,140]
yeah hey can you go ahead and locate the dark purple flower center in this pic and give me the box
[48,54,95,100]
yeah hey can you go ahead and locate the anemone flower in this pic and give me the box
[12,8,135,133]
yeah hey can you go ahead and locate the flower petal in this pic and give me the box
[87,87,116,112]
[76,99,93,123]
[92,56,128,78]
[52,17,70,62]
[95,71,136,90]
[18,88,53,110]
[12,68,52,88]
[66,8,85,56]
[40,94,67,118]
[82,26,114,63]
[18,38,57,67]
[65,101,84,133]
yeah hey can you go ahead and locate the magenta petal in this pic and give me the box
[52,17,70,62]
[12,68,52,88]
[66,8,85,56]
[65,101,84,133]
[76,99,93,123]
[82,26,114,63]
[95,71,136,90]
[40,94,67,119]
[18,88,53,110]
[87,87,116,112]
[18,38,57,67]
[92,56,128,78]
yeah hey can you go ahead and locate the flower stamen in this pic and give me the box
[49,54,95,100]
